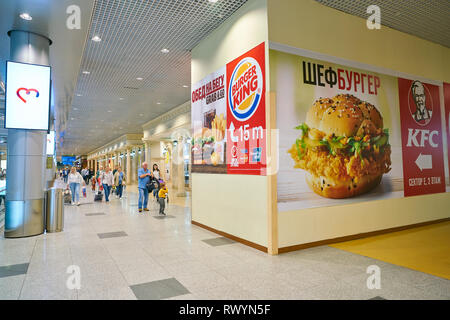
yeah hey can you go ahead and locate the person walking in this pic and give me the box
[68,167,84,206]
[63,167,69,183]
[101,166,114,202]
[158,182,168,215]
[114,167,126,199]
[96,166,103,191]
[137,162,152,213]
[152,163,161,200]
[81,167,88,184]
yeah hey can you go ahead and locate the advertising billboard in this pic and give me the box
[46,131,55,156]
[62,156,76,166]
[191,67,227,173]
[191,42,266,175]
[5,61,51,131]
[226,42,266,175]
[270,49,448,212]
[398,79,445,196]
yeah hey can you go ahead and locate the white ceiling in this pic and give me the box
[315,0,450,48]
[63,0,248,155]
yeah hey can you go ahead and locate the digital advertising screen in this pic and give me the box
[5,61,51,131]
[61,156,76,166]
[46,131,55,155]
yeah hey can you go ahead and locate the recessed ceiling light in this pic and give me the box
[107,110,112,113]
[136,77,143,80]
[82,71,90,75]
[119,98,124,100]
[156,102,161,105]
[20,13,32,21]
[73,107,78,110]
[182,85,189,88]
[218,14,224,18]
[161,48,169,53]
[92,35,102,42]
[76,94,82,97]
[208,0,219,3]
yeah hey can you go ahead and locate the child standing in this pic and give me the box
[158,183,168,215]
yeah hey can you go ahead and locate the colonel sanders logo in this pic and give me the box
[409,81,433,126]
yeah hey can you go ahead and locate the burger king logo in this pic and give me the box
[228,57,263,121]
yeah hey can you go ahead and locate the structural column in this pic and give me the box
[144,142,149,163]
[132,147,138,183]
[126,148,132,185]
[5,30,52,238]
[176,138,186,197]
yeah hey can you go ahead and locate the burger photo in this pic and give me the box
[289,94,391,199]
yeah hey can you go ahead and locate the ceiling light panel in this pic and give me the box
[65,0,247,154]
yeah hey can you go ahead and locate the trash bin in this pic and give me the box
[45,187,64,232]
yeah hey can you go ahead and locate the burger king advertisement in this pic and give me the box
[191,67,227,173]
[191,42,266,175]
[226,42,266,175]
[271,49,449,212]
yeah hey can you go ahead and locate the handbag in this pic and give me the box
[146,180,155,192]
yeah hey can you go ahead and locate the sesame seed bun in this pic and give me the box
[305,172,382,199]
[305,98,334,129]
[306,94,383,137]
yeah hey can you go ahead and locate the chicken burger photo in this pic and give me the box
[289,94,391,199]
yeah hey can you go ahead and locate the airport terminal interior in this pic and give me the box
[0,0,449,301]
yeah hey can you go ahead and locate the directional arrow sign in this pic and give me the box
[229,121,239,142]
[415,153,432,171]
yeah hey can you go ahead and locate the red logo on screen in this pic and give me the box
[17,88,39,103]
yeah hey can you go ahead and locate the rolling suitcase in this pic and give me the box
[64,191,72,204]
[94,191,103,201]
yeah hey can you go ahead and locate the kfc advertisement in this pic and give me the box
[271,49,448,212]
[398,79,446,196]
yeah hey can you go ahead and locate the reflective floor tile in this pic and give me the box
[202,237,236,247]
[0,263,29,278]
[97,231,128,239]
[130,277,190,300]
[153,215,176,219]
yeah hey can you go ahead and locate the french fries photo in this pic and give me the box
[211,113,226,142]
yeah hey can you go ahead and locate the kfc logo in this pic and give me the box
[409,81,433,126]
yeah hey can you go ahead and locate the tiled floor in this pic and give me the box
[0,186,449,300]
